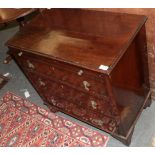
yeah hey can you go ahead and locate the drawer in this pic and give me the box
[45,85,110,116]
[45,95,116,133]
[13,50,107,98]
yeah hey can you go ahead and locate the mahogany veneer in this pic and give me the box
[6,9,151,145]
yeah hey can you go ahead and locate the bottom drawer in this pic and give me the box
[45,95,117,133]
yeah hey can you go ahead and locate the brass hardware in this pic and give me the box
[18,52,23,56]
[109,120,116,127]
[38,78,46,86]
[92,119,104,126]
[91,100,97,109]
[83,81,90,91]
[27,60,35,69]
[77,70,83,76]
[50,98,56,105]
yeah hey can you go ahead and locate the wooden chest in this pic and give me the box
[6,9,151,145]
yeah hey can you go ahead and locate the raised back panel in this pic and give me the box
[42,9,145,38]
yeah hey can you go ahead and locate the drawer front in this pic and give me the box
[46,95,117,133]
[13,50,107,99]
[45,94,116,133]
[24,70,116,133]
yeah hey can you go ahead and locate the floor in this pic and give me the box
[0,25,155,147]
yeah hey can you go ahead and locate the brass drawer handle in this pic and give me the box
[50,97,57,105]
[83,81,90,91]
[91,100,97,109]
[92,119,104,126]
[27,60,35,69]
[18,52,23,56]
[38,78,46,86]
[77,70,83,76]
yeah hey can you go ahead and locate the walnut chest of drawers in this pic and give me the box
[6,9,151,145]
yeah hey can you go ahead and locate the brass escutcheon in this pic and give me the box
[38,78,46,86]
[91,100,97,109]
[92,119,104,126]
[27,60,35,69]
[18,52,23,56]
[83,81,90,91]
[50,98,57,105]
[77,70,83,76]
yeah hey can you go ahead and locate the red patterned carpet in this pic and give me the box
[0,92,109,147]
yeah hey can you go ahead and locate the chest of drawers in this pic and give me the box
[6,9,151,145]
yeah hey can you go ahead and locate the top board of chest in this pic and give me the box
[6,9,147,74]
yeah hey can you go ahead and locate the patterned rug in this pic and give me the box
[0,92,109,147]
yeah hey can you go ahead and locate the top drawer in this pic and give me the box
[12,50,108,98]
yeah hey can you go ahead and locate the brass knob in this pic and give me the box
[38,78,46,86]
[83,81,90,91]
[77,70,83,76]
[91,100,97,109]
[27,60,35,69]
[18,52,23,56]
[50,98,56,105]
[92,119,104,126]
